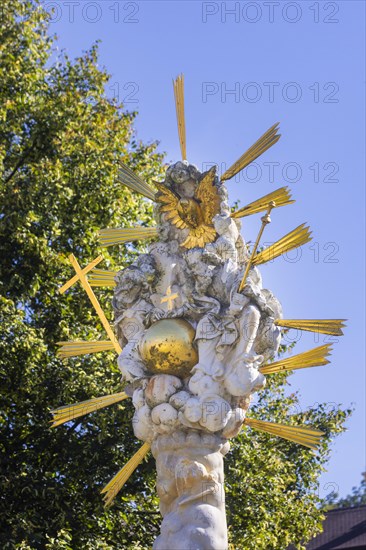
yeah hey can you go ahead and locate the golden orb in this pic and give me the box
[139,319,198,377]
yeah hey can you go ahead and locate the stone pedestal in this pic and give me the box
[152,431,230,550]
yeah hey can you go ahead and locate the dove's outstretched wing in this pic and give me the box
[155,181,189,230]
[195,166,221,225]
[180,166,221,249]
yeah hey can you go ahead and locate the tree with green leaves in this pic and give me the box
[323,474,366,510]
[0,2,351,549]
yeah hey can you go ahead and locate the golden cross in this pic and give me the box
[59,254,121,354]
[59,255,103,294]
[160,286,179,311]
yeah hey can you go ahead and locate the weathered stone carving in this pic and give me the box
[113,161,282,549]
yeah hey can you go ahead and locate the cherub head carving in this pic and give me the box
[113,260,155,310]
[166,160,199,184]
[165,161,200,200]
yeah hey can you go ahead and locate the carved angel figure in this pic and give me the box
[155,164,221,248]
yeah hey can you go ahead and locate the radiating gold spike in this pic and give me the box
[252,223,312,266]
[98,227,158,248]
[101,442,151,506]
[221,122,280,182]
[245,420,324,440]
[244,418,324,449]
[118,163,156,201]
[52,393,128,417]
[173,74,187,160]
[246,418,323,436]
[275,319,346,336]
[259,344,332,375]
[56,340,116,358]
[231,187,294,219]
[88,269,118,287]
[50,392,129,427]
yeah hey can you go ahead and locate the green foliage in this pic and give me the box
[0,2,162,548]
[226,374,351,549]
[0,2,351,549]
[323,474,366,510]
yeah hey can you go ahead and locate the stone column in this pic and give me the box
[151,430,230,550]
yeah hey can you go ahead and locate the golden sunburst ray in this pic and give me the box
[57,340,116,358]
[275,319,346,336]
[252,223,312,266]
[118,163,156,201]
[259,344,332,375]
[244,418,324,449]
[231,187,294,219]
[173,74,187,161]
[50,392,129,427]
[98,227,158,247]
[88,269,118,287]
[101,442,151,507]
[221,122,281,182]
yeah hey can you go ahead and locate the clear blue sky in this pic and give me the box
[44,0,365,499]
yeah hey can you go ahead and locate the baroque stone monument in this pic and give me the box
[53,75,345,550]
[114,159,283,549]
